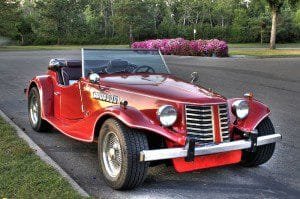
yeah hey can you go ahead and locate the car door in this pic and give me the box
[59,82,84,120]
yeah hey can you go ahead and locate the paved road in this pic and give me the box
[0,51,299,199]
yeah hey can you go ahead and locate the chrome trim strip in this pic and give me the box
[185,108,212,112]
[187,127,213,131]
[187,118,211,122]
[186,122,213,127]
[140,134,282,161]
[186,112,212,116]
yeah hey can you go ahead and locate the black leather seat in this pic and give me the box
[60,60,82,85]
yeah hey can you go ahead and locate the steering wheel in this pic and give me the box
[132,65,155,73]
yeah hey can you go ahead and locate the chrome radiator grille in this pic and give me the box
[185,104,230,144]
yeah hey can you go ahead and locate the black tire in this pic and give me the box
[240,117,276,167]
[98,118,149,190]
[28,87,51,132]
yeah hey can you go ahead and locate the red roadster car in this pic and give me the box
[26,49,281,190]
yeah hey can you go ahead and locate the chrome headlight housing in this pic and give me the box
[232,100,249,119]
[157,105,177,127]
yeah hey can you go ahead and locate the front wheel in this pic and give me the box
[98,118,149,190]
[240,117,276,167]
[28,87,51,132]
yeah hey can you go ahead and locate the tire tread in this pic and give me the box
[99,118,149,190]
[240,117,276,167]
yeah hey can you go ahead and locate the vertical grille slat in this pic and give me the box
[185,104,230,144]
[218,104,230,142]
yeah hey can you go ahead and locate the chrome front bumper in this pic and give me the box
[140,133,282,162]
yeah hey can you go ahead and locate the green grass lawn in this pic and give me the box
[0,117,84,198]
[1,43,300,57]
[228,42,300,48]
[229,49,300,57]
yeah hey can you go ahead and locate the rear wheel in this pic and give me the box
[28,87,51,132]
[98,118,149,190]
[240,117,276,167]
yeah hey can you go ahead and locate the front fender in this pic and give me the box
[227,98,270,132]
[93,106,186,146]
[27,75,54,118]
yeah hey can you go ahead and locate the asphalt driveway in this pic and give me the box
[0,50,299,198]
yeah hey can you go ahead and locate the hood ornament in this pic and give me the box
[190,72,199,84]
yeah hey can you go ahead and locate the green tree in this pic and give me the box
[0,0,20,39]
[112,0,155,43]
[266,0,284,49]
[1,0,300,45]
[34,0,87,44]
[231,8,250,42]
[266,0,298,49]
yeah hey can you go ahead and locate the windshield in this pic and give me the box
[82,49,170,77]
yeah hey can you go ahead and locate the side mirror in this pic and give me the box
[89,73,100,84]
[190,72,199,83]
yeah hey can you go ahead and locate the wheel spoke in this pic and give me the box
[102,131,122,178]
[30,95,39,125]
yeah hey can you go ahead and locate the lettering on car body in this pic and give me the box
[92,91,119,104]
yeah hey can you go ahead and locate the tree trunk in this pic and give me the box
[261,27,263,46]
[104,10,108,37]
[221,16,224,28]
[209,9,213,28]
[270,8,277,49]
[20,34,24,45]
[110,0,114,37]
[129,25,133,44]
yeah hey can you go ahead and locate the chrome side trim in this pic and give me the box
[140,133,282,162]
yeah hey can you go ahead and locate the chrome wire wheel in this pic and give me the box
[29,95,39,126]
[102,131,122,178]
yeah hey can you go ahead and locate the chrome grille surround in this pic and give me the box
[185,104,230,144]
[218,104,230,142]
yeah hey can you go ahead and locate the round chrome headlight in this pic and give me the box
[232,100,249,119]
[157,105,177,127]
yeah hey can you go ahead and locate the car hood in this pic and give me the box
[100,74,227,104]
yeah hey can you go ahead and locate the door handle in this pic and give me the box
[54,91,61,96]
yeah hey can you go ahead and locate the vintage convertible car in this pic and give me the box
[26,49,281,190]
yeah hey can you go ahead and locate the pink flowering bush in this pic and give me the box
[131,38,228,57]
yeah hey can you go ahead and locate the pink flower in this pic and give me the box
[131,38,228,57]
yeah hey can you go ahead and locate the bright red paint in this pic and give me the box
[27,67,271,172]
[172,150,242,172]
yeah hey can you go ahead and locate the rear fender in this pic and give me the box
[93,106,186,146]
[27,75,54,118]
[227,98,270,132]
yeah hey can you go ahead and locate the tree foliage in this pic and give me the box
[0,0,20,38]
[0,0,299,45]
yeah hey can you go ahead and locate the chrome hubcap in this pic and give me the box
[102,131,122,178]
[30,96,39,125]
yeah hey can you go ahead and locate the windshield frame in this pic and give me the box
[81,48,170,78]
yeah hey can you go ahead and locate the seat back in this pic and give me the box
[60,60,82,85]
